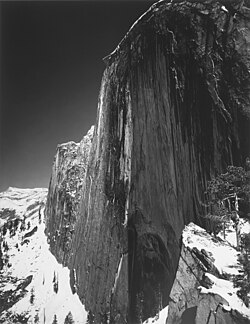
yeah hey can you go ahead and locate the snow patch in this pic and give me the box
[221,5,229,13]
[183,222,240,275]
[143,305,169,324]
[58,141,80,148]
[199,273,250,319]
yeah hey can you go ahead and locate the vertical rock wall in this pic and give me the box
[45,127,94,265]
[46,0,250,323]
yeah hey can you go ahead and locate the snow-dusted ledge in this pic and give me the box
[183,222,250,320]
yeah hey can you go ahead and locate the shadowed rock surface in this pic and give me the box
[45,0,250,323]
[45,127,94,265]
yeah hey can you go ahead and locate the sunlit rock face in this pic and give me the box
[45,126,94,265]
[46,0,250,323]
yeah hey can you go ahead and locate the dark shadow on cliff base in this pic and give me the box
[180,306,197,324]
[128,219,174,323]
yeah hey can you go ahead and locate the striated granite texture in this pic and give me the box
[45,126,94,265]
[46,0,250,323]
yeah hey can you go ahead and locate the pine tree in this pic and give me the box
[0,242,3,270]
[14,218,19,230]
[204,165,250,248]
[86,311,95,324]
[64,311,75,324]
[39,207,42,224]
[2,223,7,236]
[4,241,9,252]
[20,219,26,231]
[234,233,250,307]
[53,280,58,294]
[34,312,39,323]
[53,271,56,283]
[30,287,35,305]
[52,271,59,293]
[52,314,58,324]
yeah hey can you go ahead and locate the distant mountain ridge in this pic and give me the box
[0,187,47,225]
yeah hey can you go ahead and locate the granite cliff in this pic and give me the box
[45,126,94,266]
[45,0,250,323]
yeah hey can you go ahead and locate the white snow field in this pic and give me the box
[0,187,88,324]
[143,305,169,324]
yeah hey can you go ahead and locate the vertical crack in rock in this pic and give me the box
[112,255,124,295]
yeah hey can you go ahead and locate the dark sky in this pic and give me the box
[0,0,155,192]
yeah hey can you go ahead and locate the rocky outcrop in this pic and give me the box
[45,126,94,265]
[45,0,250,322]
[167,223,250,324]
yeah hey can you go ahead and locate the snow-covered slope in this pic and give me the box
[0,187,47,225]
[0,187,88,324]
[167,222,250,324]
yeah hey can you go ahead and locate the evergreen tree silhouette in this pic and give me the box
[30,287,35,305]
[204,165,250,248]
[0,243,3,270]
[64,311,75,324]
[34,312,39,323]
[53,280,59,294]
[86,311,95,324]
[52,314,58,324]
[234,233,250,306]
[2,223,7,236]
[53,271,56,283]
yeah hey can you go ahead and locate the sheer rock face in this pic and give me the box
[45,126,94,265]
[46,0,250,323]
